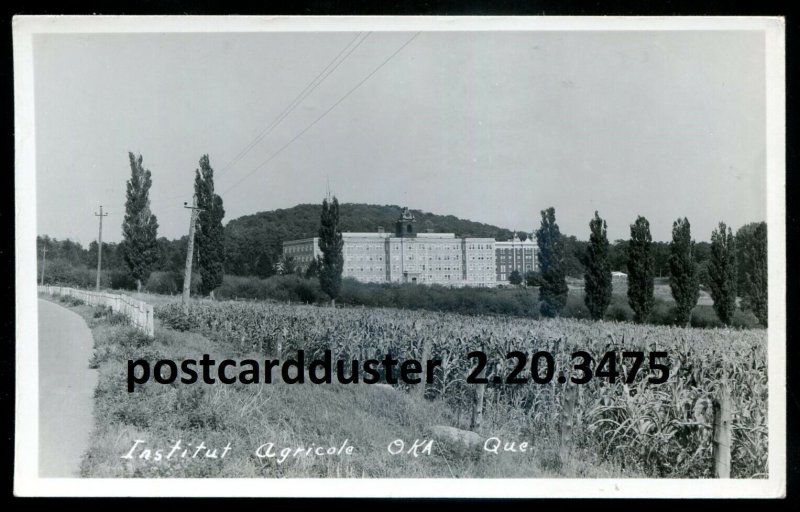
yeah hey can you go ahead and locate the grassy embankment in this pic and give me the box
[43,293,640,478]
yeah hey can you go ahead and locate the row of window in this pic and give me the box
[498,264,535,271]
[284,245,314,255]
[344,245,384,252]
[345,267,385,273]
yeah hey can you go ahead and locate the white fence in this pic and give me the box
[39,285,155,337]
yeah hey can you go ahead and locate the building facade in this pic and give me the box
[283,236,323,272]
[282,208,499,287]
[495,235,538,283]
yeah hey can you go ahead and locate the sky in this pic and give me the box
[33,29,767,244]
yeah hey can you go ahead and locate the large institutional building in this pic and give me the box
[282,208,538,287]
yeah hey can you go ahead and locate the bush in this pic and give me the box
[649,300,677,326]
[43,258,96,288]
[215,274,327,304]
[263,274,327,304]
[40,258,138,290]
[58,294,85,306]
[731,309,761,329]
[146,271,181,295]
[337,279,540,319]
[690,306,723,329]
[605,304,631,322]
[562,293,590,319]
[215,275,269,300]
[119,328,153,348]
[108,270,137,290]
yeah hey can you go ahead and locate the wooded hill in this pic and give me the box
[224,203,517,277]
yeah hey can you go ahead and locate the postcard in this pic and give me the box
[13,15,785,498]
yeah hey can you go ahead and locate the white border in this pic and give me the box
[13,15,786,498]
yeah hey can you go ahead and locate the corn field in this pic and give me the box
[155,300,767,478]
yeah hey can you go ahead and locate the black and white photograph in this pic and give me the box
[13,16,785,497]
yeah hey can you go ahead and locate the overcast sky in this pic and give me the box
[33,30,766,244]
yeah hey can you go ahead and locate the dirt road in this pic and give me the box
[38,299,97,477]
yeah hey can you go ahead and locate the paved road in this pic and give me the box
[38,299,97,478]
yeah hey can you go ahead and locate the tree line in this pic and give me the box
[37,151,767,328]
[533,208,767,327]
[38,152,227,297]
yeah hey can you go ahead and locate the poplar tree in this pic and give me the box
[708,221,737,325]
[121,152,159,292]
[194,154,226,297]
[627,216,654,323]
[535,207,568,317]
[584,211,612,321]
[669,217,700,327]
[318,196,344,306]
[741,222,768,327]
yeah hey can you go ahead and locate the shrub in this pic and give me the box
[93,305,112,318]
[158,307,193,332]
[259,274,328,304]
[649,300,676,326]
[114,327,154,349]
[216,275,270,301]
[59,295,85,306]
[43,259,96,288]
[562,293,590,319]
[731,309,761,329]
[690,307,723,329]
[605,304,631,322]
[146,271,181,295]
[108,270,137,290]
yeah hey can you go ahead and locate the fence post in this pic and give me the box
[146,306,154,337]
[470,341,487,432]
[417,334,432,401]
[713,383,732,478]
[559,381,577,467]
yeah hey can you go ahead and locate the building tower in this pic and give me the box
[395,207,417,238]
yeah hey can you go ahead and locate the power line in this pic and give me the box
[150,32,369,207]
[216,32,370,179]
[220,31,421,198]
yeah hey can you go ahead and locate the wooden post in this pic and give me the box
[182,196,202,316]
[470,342,487,432]
[713,383,732,478]
[559,381,577,466]
[417,335,431,400]
[95,205,108,291]
[40,242,47,286]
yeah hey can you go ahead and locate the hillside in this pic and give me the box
[224,203,516,276]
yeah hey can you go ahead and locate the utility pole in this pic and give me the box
[94,205,108,291]
[40,241,47,286]
[182,196,203,315]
